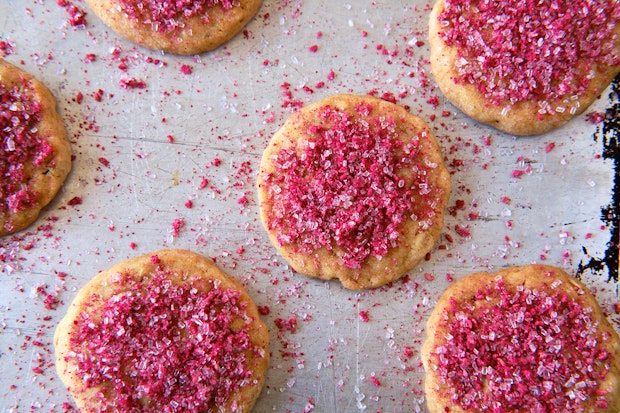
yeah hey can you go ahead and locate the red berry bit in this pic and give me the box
[358,310,370,323]
[57,0,88,27]
[180,64,192,75]
[438,0,620,110]
[1,81,53,217]
[67,269,260,412]
[119,77,146,90]
[432,279,613,411]
[67,196,82,206]
[263,104,444,269]
[118,0,236,33]
[0,40,15,57]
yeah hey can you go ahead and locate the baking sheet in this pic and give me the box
[0,1,619,412]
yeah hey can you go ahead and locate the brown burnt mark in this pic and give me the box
[578,73,620,283]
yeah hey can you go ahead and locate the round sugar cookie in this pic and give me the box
[257,94,451,290]
[85,0,264,54]
[0,58,72,236]
[421,264,620,413]
[429,0,620,135]
[54,249,270,413]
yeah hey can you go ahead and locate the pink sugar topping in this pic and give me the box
[438,0,620,108]
[69,268,259,412]
[263,103,443,269]
[119,0,235,33]
[433,278,613,412]
[1,80,53,216]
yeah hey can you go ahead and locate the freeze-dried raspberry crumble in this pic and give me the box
[119,0,235,33]
[432,278,614,412]
[437,0,620,107]
[1,81,52,215]
[68,268,258,412]
[263,104,441,269]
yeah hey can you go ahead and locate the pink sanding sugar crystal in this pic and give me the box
[438,0,620,107]
[1,80,53,215]
[119,0,235,33]
[68,268,258,412]
[264,103,442,269]
[433,278,613,412]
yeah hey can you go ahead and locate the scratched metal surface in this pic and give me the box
[0,1,619,412]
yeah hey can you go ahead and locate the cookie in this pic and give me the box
[421,264,620,412]
[257,94,451,290]
[85,0,264,54]
[54,249,270,413]
[429,0,620,135]
[0,59,71,236]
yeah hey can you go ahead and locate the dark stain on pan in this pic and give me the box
[577,73,619,283]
